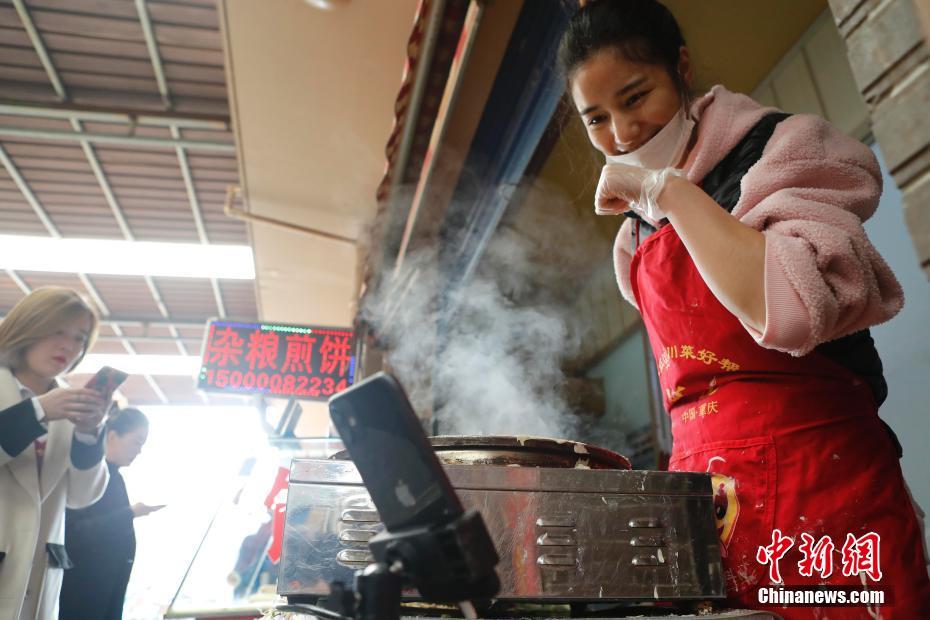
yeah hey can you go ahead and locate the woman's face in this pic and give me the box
[107,425,149,467]
[570,47,690,158]
[22,312,91,381]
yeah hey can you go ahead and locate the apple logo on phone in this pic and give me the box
[395,480,416,508]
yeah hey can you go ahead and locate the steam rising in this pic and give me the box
[361,179,618,442]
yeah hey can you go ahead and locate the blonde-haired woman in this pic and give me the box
[0,287,109,620]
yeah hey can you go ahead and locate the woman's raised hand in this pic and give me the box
[595,163,682,223]
[595,163,644,215]
[36,387,105,431]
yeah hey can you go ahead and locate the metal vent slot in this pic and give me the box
[630,535,665,547]
[341,494,376,509]
[537,553,576,566]
[341,509,380,523]
[337,549,374,566]
[628,517,662,528]
[631,553,665,566]
[339,529,377,543]
[535,516,576,528]
[338,522,382,533]
[536,532,577,546]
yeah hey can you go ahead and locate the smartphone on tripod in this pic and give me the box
[328,372,463,531]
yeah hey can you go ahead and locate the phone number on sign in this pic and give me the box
[201,369,349,397]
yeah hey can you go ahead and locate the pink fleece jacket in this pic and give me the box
[613,85,903,357]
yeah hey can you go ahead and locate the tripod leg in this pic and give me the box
[356,562,403,620]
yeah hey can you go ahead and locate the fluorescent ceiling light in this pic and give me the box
[74,354,202,377]
[0,235,255,279]
[137,405,260,413]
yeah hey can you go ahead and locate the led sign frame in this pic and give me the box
[198,320,355,400]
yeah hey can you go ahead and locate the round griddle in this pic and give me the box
[331,435,631,470]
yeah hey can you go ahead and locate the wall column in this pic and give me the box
[828,0,930,279]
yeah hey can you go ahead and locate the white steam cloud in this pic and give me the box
[361,178,625,445]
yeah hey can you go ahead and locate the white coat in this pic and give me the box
[0,367,108,620]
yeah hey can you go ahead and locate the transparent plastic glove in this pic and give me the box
[594,164,682,224]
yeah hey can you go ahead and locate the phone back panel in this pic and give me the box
[328,372,463,531]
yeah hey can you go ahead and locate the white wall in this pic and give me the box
[753,11,870,140]
[864,145,930,551]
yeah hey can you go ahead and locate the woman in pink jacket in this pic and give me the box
[558,0,930,617]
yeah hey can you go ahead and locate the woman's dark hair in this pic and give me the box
[558,0,689,98]
[106,407,149,436]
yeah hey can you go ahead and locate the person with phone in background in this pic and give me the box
[0,287,109,620]
[59,408,161,620]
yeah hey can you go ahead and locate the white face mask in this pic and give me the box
[605,106,695,170]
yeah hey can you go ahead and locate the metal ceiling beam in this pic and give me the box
[0,143,62,235]
[93,334,199,343]
[0,126,236,152]
[142,5,224,329]
[0,315,207,330]
[174,128,211,245]
[135,0,172,110]
[84,0,210,388]
[0,102,229,130]
[70,118,194,361]
[173,125,227,319]
[0,83,229,118]
[101,318,207,329]
[5,270,31,295]
[209,279,227,320]
[71,119,134,239]
[134,0,227,325]
[11,0,66,101]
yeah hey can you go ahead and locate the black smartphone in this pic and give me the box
[84,366,129,402]
[328,372,463,531]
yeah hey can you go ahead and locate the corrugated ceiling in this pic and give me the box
[0,0,257,405]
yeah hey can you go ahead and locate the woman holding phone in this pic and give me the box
[0,287,109,620]
[557,0,930,616]
[60,407,159,620]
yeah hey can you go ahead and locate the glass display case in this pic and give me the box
[163,438,343,619]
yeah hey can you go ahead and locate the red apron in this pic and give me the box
[630,222,930,618]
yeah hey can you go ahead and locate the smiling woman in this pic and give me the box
[0,287,110,620]
[556,0,930,617]
[569,50,690,159]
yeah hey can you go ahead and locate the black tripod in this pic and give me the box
[277,509,499,620]
[279,373,501,620]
